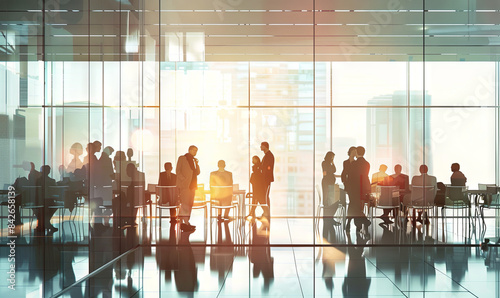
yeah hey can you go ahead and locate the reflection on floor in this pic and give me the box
[0,209,499,297]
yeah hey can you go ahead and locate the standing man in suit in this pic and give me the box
[158,162,178,223]
[260,142,274,220]
[341,146,357,230]
[350,146,371,232]
[176,145,200,231]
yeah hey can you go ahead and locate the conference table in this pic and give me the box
[467,187,500,220]
[201,186,247,218]
[149,184,247,219]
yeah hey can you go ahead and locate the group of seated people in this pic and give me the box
[9,141,147,233]
[157,159,236,223]
[368,162,468,225]
[10,142,240,233]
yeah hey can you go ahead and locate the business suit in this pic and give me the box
[261,150,274,218]
[176,154,200,223]
[349,157,371,229]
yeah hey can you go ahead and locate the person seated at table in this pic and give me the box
[404,164,437,225]
[434,163,467,209]
[158,162,178,223]
[378,164,409,224]
[391,164,409,193]
[210,160,233,221]
[450,163,467,186]
[34,165,59,232]
[372,164,389,185]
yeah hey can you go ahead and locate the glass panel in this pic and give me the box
[332,62,407,106]
[424,62,495,106]
[250,62,314,106]
[427,107,496,187]
[250,108,314,217]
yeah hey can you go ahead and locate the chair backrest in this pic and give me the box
[210,185,233,201]
[410,185,436,206]
[194,184,206,202]
[485,186,500,206]
[478,183,496,191]
[48,185,69,201]
[132,185,145,206]
[147,183,157,193]
[233,184,239,191]
[121,185,145,206]
[156,185,177,206]
[445,185,468,204]
[21,185,42,206]
[377,185,398,207]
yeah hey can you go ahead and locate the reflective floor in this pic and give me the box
[1,206,499,297]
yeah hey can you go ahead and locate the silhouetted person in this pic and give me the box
[379,164,410,223]
[210,160,233,220]
[83,142,92,165]
[28,161,41,182]
[404,164,437,225]
[96,146,115,224]
[83,142,103,223]
[341,146,357,230]
[350,146,371,233]
[99,146,115,182]
[66,142,84,175]
[176,145,200,232]
[93,140,102,156]
[450,163,467,186]
[113,150,130,184]
[127,148,139,168]
[322,151,341,226]
[158,162,178,223]
[371,164,389,189]
[247,155,269,219]
[260,142,274,220]
[391,164,410,196]
[34,165,58,232]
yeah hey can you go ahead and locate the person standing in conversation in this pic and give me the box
[176,145,200,231]
[260,142,274,221]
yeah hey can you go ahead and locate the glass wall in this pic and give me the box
[1,59,498,210]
